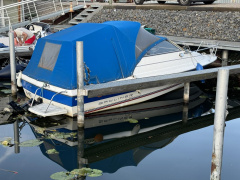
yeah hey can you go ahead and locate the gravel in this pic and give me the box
[88,8,240,42]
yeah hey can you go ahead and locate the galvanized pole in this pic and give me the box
[210,68,229,180]
[9,30,17,96]
[76,41,85,127]
[183,82,190,104]
[222,50,228,67]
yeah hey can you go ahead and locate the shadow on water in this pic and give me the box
[1,84,240,179]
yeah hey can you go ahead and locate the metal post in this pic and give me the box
[27,3,32,21]
[210,68,229,180]
[183,82,190,104]
[5,9,10,29]
[22,0,25,22]
[69,2,74,20]
[0,0,5,27]
[222,50,228,67]
[9,31,17,96]
[14,119,20,153]
[59,0,65,15]
[77,41,85,127]
[53,0,57,12]
[32,1,39,22]
[83,0,86,8]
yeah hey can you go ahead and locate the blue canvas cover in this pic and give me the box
[23,21,165,90]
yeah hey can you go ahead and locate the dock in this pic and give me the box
[1,1,240,179]
[163,36,240,51]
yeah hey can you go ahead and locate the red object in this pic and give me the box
[25,35,36,44]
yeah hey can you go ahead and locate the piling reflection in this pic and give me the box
[13,119,20,153]
[77,127,86,169]
[21,85,215,175]
[182,103,189,124]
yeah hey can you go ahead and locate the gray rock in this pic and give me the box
[87,9,240,42]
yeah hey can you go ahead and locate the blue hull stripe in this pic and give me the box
[22,80,126,107]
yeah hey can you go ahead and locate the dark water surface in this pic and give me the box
[0,82,240,180]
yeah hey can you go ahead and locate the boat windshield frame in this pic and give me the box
[144,40,183,57]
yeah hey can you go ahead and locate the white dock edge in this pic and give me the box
[28,103,67,117]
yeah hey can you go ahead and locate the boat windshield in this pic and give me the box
[145,40,181,56]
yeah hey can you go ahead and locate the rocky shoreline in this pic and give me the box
[88,8,240,42]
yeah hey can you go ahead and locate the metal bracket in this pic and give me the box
[79,89,88,96]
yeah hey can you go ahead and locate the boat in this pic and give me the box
[0,22,52,60]
[0,23,52,78]
[0,58,29,79]
[25,22,53,39]
[18,21,217,117]
[0,36,35,60]
[26,85,210,133]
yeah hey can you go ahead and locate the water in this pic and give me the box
[0,82,240,180]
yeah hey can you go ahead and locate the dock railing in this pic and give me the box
[0,0,83,33]
[0,17,12,30]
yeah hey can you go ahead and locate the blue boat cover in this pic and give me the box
[23,21,166,89]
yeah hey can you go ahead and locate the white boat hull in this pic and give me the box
[22,75,183,117]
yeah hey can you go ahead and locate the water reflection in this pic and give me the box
[22,86,213,174]
[2,83,240,179]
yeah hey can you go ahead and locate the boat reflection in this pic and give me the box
[24,85,213,173]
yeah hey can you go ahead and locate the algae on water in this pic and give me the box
[126,118,138,123]
[46,149,59,155]
[50,168,103,179]
[0,137,12,146]
[50,172,74,180]
[19,139,43,147]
